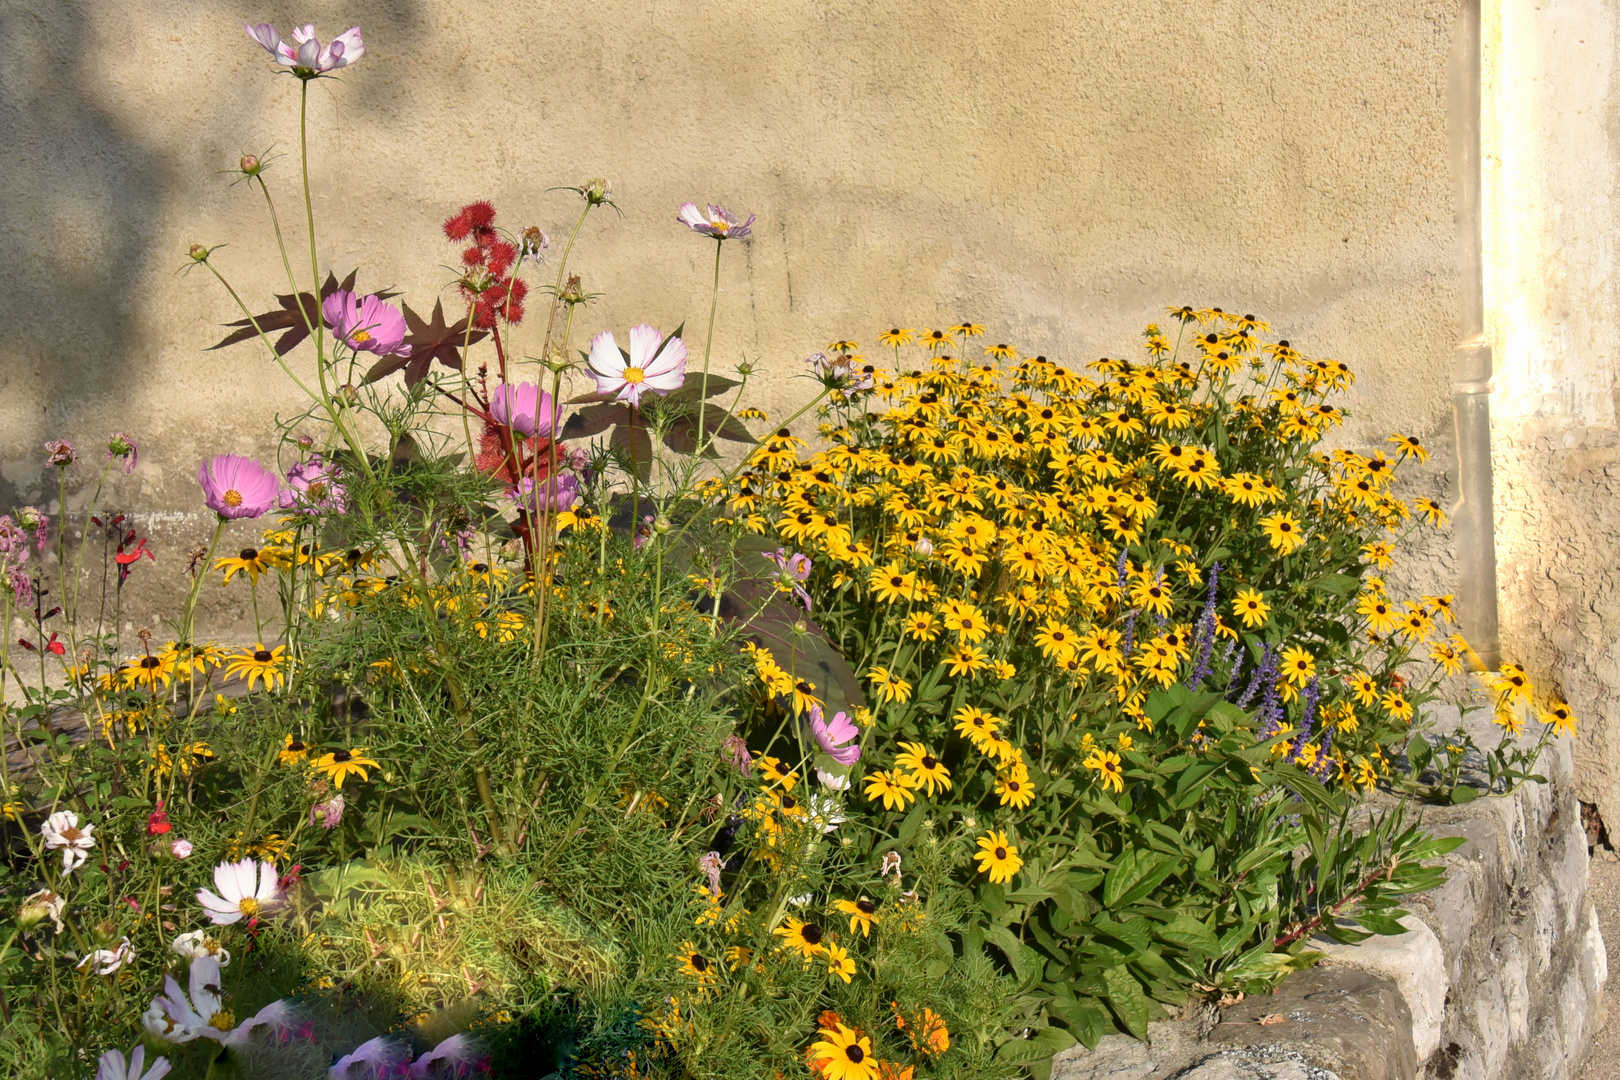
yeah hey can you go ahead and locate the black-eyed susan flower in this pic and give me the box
[278,734,310,766]
[835,897,879,936]
[811,1021,877,1080]
[869,564,921,605]
[973,830,1023,884]
[865,666,912,705]
[1388,433,1429,462]
[756,755,798,790]
[1346,670,1379,706]
[1233,588,1270,629]
[863,770,916,811]
[1258,512,1306,555]
[1381,691,1414,723]
[953,704,1000,745]
[676,944,716,985]
[224,644,288,692]
[1491,662,1533,704]
[774,916,827,959]
[894,742,951,796]
[1279,645,1316,688]
[944,646,990,678]
[824,942,856,982]
[313,747,379,789]
[995,773,1035,809]
[902,612,939,641]
[120,652,175,692]
[1356,592,1402,635]
[1540,701,1579,737]
[1083,748,1124,793]
[214,545,283,585]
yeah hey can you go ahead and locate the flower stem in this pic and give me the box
[180,519,226,649]
[696,238,724,458]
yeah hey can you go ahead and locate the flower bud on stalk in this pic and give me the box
[188,244,209,262]
[239,154,262,176]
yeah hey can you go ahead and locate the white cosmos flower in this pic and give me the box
[196,859,283,926]
[77,936,134,975]
[19,888,65,932]
[40,810,96,874]
[816,768,851,791]
[95,1044,172,1080]
[171,929,231,967]
[587,324,687,407]
[142,955,233,1044]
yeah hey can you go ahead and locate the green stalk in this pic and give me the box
[695,237,724,458]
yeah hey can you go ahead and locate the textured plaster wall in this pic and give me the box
[0,0,1462,630]
[1482,0,1620,834]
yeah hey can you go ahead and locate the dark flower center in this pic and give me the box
[921,756,937,770]
[780,795,798,810]
[1008,781,1022,792]
[287,741,306,753]
[994,846,1008,859]
[801,924,824,945]
[471,562,489,573]
[690,953,708,972]
[240,547,259,560]
[332,749,352,763]
[846,1046,865,1064]
[254,650,272,663]
[856,899,875,915]
[140,656,162,669]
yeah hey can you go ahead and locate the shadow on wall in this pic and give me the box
[0,3,168,507]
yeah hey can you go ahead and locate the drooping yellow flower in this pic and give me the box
[313,747,380,789]
[834,897,879,936]
[863,770,916,811]
[223,644,289,692]
[1540,701,1579,738]
[894,742,952,796]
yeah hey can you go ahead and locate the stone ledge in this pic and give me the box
[1056,712,1606,1080]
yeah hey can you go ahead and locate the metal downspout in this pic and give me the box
[1447,0,1502,669]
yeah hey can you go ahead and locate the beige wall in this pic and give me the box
[0,2,1462,623]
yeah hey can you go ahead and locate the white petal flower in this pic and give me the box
[144,955,233,1044]
[40,810,96,874]
[171,930,230,967]
[586,326,687,406]
[196,859,283,926]
[77,936,134,975]
[19,888,65,932]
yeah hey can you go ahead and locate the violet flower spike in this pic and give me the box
[677,202,755,240]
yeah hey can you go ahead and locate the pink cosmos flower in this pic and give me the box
[108,432,139,474]
[95,1044,171,1080]
[198,456,281,520]
[246,23,364,74]
[809,705,861,766]
[488,383,556,439]
[322,291,411,358]
[44,439,76,467]
[280,456,348,513]
[677,203,755,240]
[587,325,687,406]
[510,474,580,514]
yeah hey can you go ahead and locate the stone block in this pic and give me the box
[1313,916,1447,1061]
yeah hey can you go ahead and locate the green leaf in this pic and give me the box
[1101,965,1153,1039]
[996,1024,1079,1064]
[1102,850,1177,910]
[1309,572,1361,596]
[1449,784,1481,805]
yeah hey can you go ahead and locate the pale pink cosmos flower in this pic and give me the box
[587,325,687,406]
[322,291,411,357]
[809,705,861,766]
[95,1044,172,1080]
[143,955,233,1043]
[196,858,284,925]
[170,838,193,859]
[40,810,96,874]
[246,23,364,74]
[489,383,556,439]
[330,1036,412,1080]
[198,456,281,520]
[78,936,135,976]
[511,473,580,515]
[408,1033,488,1079]
[677,203,755,240]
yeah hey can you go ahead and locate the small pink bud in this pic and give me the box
[170,838,193,859]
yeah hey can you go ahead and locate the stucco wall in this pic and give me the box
[1483,0,1620,835]
[0,0,1458,546]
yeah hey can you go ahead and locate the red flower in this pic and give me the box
[147,800,172,836]
[114,536,154,565]
[44,632,65,656]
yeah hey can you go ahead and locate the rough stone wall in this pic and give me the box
[1052,713,1606,1080]
[0,0,1460,632]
